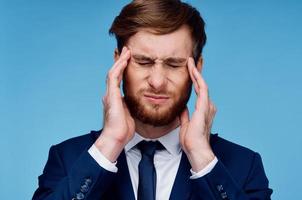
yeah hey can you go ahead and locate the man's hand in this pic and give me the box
[179,57,217,172]
[95,47,135,162]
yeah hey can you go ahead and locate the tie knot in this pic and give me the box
[137,141,163,158]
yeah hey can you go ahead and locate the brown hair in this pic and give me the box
[109,0,207,62]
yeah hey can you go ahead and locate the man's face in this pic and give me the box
[122,25,194,126]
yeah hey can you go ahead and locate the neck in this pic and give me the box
[134,118,180,139]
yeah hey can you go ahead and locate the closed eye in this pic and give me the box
[164,61,185,68]
[166,63,181,68]
[137,61,154,66]
[138,62,153,65]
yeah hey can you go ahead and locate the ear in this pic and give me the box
[196,56,203,72]
[114,48,120,62]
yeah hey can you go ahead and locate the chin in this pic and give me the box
[137,106,178,126]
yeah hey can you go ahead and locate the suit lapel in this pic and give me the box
[169,133,219,200]
[93,131,135,200]
[115,150,136,200]
[169,152,192,200]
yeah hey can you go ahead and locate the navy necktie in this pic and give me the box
[137,141,163,200]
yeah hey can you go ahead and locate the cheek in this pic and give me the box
[168,69,190,87]
[124,66,147,90]
[130,65,150,78]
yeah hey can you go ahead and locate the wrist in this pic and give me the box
[186,148,215,172]
[94,132,126,162]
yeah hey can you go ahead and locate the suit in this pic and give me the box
[32,130,272,200]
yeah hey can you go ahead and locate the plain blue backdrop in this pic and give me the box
[1,0,301,199]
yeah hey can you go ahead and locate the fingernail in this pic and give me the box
[190,57,196,65]
[121,46,125,53]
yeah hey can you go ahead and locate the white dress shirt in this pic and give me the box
[88,126,218,200]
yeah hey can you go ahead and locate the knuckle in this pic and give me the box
[213,104,217,111]
[102,95,107,102]
[108,70,114,78]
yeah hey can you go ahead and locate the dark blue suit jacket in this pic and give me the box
[33,130,272,200]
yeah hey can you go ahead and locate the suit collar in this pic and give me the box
[90,130,218,156]
[124,127,181,156]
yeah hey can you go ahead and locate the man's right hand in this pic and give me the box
[94,47,135,162]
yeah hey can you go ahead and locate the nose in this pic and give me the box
[147,64,167,92]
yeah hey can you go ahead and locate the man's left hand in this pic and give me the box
[179,57,217,172]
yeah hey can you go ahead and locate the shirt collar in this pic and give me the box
[124,126,181,156]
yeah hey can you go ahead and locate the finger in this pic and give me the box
[188,58,198,92]
[106,47,129,94]
[116,52,130,81]
[107,48,131,94]
[187,57,199,94]
[192,63,208,98]
[207,100,216,136]
[108,46,130,82]
[111,46,130,70]
[105,72,110,100]
[191,61,209,110]
[210,100,217,116]
[120,46,127,55]
[102,95,106,105]
[188,57,208,112]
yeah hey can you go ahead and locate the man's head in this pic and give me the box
[109,0,206,63]
[109,0,206,126]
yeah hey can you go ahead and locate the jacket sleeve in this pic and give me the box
[190,152,273,200]
[32,145,117,200]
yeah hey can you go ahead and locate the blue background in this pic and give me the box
[1,0,301,199]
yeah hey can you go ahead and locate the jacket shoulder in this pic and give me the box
[53,130,101,156]
[211,134,257,159]
[211,134,264,184]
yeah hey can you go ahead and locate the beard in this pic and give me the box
[123,74,192,127]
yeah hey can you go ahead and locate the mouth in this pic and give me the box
[143,93,170,104]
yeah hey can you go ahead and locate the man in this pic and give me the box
[33,0,272,199]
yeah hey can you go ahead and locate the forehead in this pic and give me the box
[126,25,193,59]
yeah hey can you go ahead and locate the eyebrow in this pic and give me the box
[164,57,187,64]
[132,54,155,61]
[132,54,187,63]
